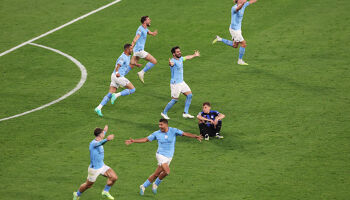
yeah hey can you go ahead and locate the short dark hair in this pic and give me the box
[159,118,168,124]
[124,43,131,50]
[141,16,149,24]
[94,128,103,136]
[171,46,180,54]
[203,102,211,107]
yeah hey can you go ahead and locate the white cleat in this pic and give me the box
[137,71,145,83]
[204,134,209,141]
[161,112,170,120]
[140,185,145,196]
[152,183,158,194]
[212,35,222,44]
[182,113,194,119]
[238,59,249,65]
[215,133,224,139]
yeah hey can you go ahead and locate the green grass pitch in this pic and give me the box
[1,0,350,199]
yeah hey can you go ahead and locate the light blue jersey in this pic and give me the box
[230,2,250,30]
[170,57,186,84]
[134,25,149,52]
[113,52,131,77]
[147,127,184,158]
[89,138,108,169]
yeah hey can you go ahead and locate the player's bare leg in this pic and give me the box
[101,168,118,200]
[138,54,157,83]
[152,163,170,194]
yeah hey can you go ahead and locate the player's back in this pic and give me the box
[89,140,105,169]
[134,25,148,52]
[170,57,184,84]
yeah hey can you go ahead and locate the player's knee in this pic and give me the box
[152,59,157,65]
[130,88,136,94]
[165,169,170,176]
[187,93,192,99]
[111,175,118,182]
[171,99,178,103]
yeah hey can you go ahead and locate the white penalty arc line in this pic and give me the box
[0,43,87,122]
[0,0,122,57]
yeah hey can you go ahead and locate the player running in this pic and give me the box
[212,0,258,65]
[161,46,200,119]
[125,119,202,195]
[131,16,158,83]
[94,44,138,117]
[73,125,117,200]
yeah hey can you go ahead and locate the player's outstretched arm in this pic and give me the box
[235,0,247,12]
[103,125,109,133]
[148,30,158,36]
[184,50,200,60]
[248,0,257,5]
[125,137,149,145]
[182,132,203,142]
[131,34,141,48]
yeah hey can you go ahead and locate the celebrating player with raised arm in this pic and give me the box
[94,44,137,117]
[161,46,200,120]
[125,119,202,196]
[131,16,158,83]
[213,0,258,65]
[73,125,117,200]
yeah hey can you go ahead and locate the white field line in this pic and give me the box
[0,0,122,57]
[0,43,87,122]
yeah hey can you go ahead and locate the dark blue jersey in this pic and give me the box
[199,110,220,126]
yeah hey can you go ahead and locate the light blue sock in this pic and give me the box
[104,185,111,192]
[120,88,136,96]
[77,190,82,196]
[143,179,151,188]
[155,178,162,186]
[100,93,112,106]
[163,99,178,114]
[222,39,233,47]
[184,94,192,114]
[143,62,155,72]
[239,47,245,59]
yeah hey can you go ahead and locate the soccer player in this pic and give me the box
[94,44,138,117]
[131,16,158,83]
[197,102,226,141]
[160,46,200,119]
[73,125,117,200]
[125,119,202,195]
[212,0,258,65]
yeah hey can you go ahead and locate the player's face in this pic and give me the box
[174,49,181,58]
[203,105,211,113]
[159,122,168,132]
[127,46,133,54]
[146,18,151,27]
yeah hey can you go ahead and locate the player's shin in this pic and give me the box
[143,62,155,72]
[163,99,178,114]
[222,39,234,47]
[184,94,192,114]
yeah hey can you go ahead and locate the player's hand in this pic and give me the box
[194,50,200,57]
[196,135,203,142]
[125,138,134,145]
[153,30,158,36]
[208,119,215,124]
[103,125,109,133]
[169,58,174,66]
[107,134,114,141]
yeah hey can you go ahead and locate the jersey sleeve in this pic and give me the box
[198,111,203,116]
[147,132,157,141]
[174,128,184,136]
[136,28,142,36]
[243,2,250,9]
[116,57,124,66]
[232,5,238,13]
